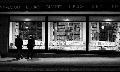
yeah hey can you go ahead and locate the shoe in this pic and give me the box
[30,57,32,59]
[20,58,23,59]
[25,57,29,59]
[16,58,20,60]
[21,55,24,58]
[20,57,23,59]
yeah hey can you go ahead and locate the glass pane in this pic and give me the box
[48,16,86,21]
[48,22,86,51]
[10,16,45,21]
[89,22,120,51]
[9,22,45,49]
[89,16,120,21]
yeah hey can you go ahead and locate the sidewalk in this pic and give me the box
[1,56,120,71]
[5,52,120,58]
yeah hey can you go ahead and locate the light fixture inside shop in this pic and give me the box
[104,19,112,21]
[25,26,28,29]
[24,18,31,21]
[104,19,113,24]
[64,19,69,21]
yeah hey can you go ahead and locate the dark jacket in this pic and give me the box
[15,37,23,49]
[27,38,35,49]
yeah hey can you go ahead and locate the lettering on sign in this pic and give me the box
[69,4,84,9]
[46,4,63,8]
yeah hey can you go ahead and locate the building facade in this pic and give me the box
[0,0,120,55]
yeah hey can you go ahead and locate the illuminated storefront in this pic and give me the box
[0,0,120,54]
[8,15,120,52]
[9,16,86,51]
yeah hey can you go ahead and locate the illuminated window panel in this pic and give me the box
[9,21,45,49]
[48,22,86,51]
[89,21,120,51]
[9,22,19,49]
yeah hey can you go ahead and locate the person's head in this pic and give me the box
[16,35,20,38]
[16,35,22,39]
[29,35,33,38]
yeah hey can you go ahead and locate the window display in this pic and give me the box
[9,16,45,49]
[89,21,120,51]
[9,15,120,52]
[48,22,86,50]
[9,21,45,49]
[89,16,120,51]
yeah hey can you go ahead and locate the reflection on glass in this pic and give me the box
[48,22,86,51]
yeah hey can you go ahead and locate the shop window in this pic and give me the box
[48,16,86,51]
[9,16,45,49]
[89,16,120,51]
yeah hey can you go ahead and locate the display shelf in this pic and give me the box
[89,22,120,51]
[48,22,86,50]
[55,22,81,41]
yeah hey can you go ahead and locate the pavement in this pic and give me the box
[1,56,120,71]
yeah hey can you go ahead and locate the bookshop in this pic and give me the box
[0,0,120,54]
